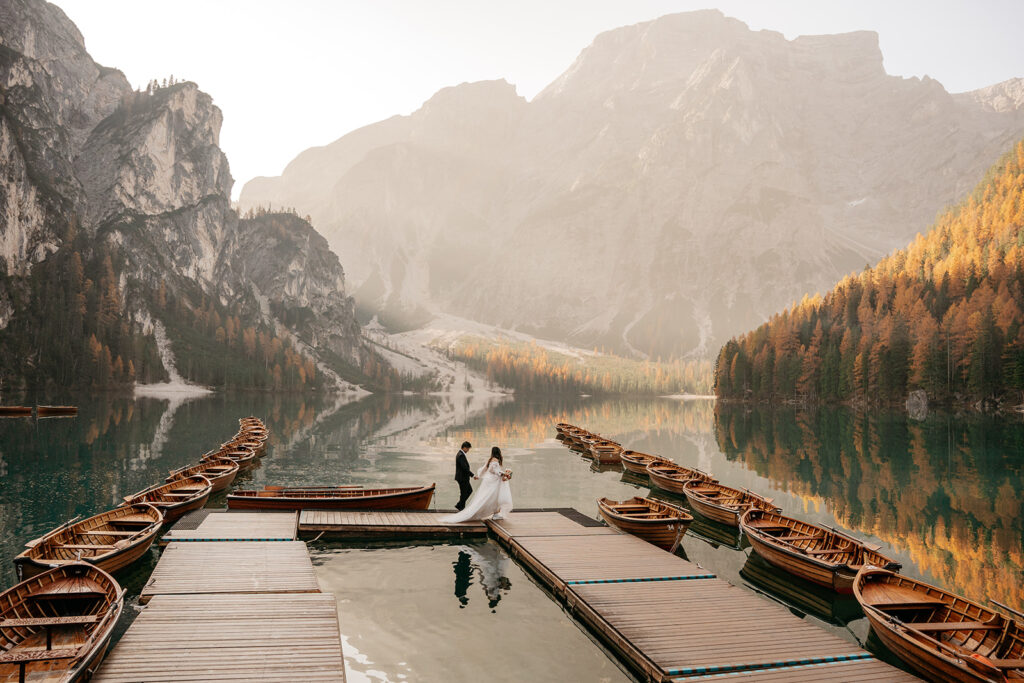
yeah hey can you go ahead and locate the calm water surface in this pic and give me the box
[0,393,1021,681]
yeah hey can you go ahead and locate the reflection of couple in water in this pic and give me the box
[453,544,512,609]
[440,442,513,523]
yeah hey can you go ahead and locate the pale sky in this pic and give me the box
[55,1,1024,198]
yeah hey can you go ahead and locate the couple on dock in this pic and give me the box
[439,441,513,523]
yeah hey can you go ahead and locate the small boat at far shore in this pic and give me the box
[35,405,78,416]
[0,405,33,417]
[227,484,435,511]
[121,476,212,522]
[598,496,693,551]
[854,566,1024,682]
[619,450,668,475]
[646,461,713,495]
[683,481,779,527]
[740,508,901,593]
[14,504,163,580]
[0,563,123,683]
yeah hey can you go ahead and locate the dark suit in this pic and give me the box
[454,449,473,510]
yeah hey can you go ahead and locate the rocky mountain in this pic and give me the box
[0,0,371,391]
[240,10,1024,359]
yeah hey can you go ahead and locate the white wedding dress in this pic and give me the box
[439,459,513,523]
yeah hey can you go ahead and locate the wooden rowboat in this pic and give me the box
[598,497,693,551]
[682,480,779,527]
[589,441,622,464]
[740,509,901,593]
[121,476,212,522]
[555,422,572,435]
[0,406,33,417]
[0,563,123,683]
[14,504,163,581]
[619,450,668,475]
[166,458,239,493]
[227,484,435,511]
[854,566,1024,682]
[646,461,713,495]
[222,438,266,456]
[204,445,257,469]
[35,405,78,416]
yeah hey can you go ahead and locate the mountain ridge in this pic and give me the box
[239,10,1024,359]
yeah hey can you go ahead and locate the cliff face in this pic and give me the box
[240,10,1024,359]
[0,0,367,389]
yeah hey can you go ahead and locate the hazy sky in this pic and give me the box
[56,1,1024,198]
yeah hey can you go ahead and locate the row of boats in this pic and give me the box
[556,422,1024,683]
[0,417,270,682]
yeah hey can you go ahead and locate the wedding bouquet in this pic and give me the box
[501,469,513,481]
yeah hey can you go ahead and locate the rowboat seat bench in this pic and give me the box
[776,533,825,541]
[747,523,789,531]
[877,599,947,610]
[989,658,1024,667]
[59,544,117,550]
[82,530,138,536]
[0,647,79,663]
[110,516,156,524]
[804,547,846,555]
[908,621,1002,632]
[0,615,100,627]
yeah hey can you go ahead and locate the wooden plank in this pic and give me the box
[163,511,298,543]
[296,510,488,538]
[94,593,345,682]
[140,542,320,603]
[678,657,920,681]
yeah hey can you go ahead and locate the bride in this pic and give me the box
[440,447,513,522]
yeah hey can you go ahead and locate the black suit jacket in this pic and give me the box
[454,450,473,483]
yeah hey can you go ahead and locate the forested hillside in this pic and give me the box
[715,140,1024,406]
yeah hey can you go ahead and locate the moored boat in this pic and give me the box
[222,437,266,456]
[205,444,257,469]
[589,440,622,464]
[0,563,123,683]
[619,450,668,475]
[165,458,239,493]
[14,504,163,580]
[682,480,779,527]
[854,566,1024,682]
[646,461,713,495]
[555,422,572,435]
[0,406,33,417]
[121,475,212,522]
[227,484,436,511]
[35,405,78,416]
[740,509,901,593]
[598,496,693,550]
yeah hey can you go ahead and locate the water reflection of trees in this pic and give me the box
[715,404,1024,611]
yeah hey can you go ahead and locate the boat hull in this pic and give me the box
[599,507,692,550]
[862,606,996,683]
[743,524,854,592]
[646,468,689,494]
[227,486,435,511]
[167,460,239,493]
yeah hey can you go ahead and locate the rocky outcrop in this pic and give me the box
[0,0,371,389]
[240,10,1024,359]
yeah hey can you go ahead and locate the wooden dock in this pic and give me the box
[96,533,346,681]
[161,509,298,544]
[93,593,346,682]
[298,509,488,538]
[140,541,320,604]
[310,508,916,682]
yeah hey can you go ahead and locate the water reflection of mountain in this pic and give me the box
[715,404,1024,611]
[447,398,715,449]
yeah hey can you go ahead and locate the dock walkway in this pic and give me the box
[308,508,916,682]
[96,511,346,682]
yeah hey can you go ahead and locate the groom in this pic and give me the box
[454,441,475,510]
